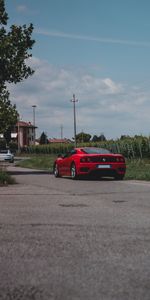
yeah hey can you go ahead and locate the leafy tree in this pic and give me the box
[0,0,35,90]
[4,127,11,144]
[76,132,91,143]
[92,134,106,142]
[0,0,35,135]
[0,87,18,134]
[0,137,6,149]
[92,135,99,142]
[39,132,48,144]
[99,134,106,141]
[120,135,131,140]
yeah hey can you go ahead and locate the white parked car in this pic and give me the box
[0,149,14,163]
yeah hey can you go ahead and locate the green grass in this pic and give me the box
[0,169,16,185]
[15,155,150,181]
[15,154,57,172]
[0,155,56,185]
[125,159,150,180]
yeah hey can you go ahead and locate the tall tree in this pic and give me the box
[39,132,48,145]
[76,132,91,143]
[0,0,35,134]
[92,134,106,142]
[0,87,18,135]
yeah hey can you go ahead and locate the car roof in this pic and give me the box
[74,147,111,154]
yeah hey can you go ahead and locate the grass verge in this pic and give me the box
[125,159,150,180]
[0,169,16,185]
[15,155,57,172]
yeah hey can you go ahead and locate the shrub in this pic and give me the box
[0,170,15,185]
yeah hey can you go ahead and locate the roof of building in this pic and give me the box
[48,138,72,143]
[16,121,37,128]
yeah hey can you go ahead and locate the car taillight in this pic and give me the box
[80,157,91,163]
[116,156,125,163]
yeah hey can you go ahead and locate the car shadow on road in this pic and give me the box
[62,176,115,181]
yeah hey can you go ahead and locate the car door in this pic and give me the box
[61,150,76,175]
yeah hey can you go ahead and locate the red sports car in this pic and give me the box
[53,147,126,180]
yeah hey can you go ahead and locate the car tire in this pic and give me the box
[70,163,78,179]
[114,174,124,180]
[54,163,60,178]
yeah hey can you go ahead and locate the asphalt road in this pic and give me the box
[0,165,150,300]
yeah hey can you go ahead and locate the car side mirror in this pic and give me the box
[57,153,64,158]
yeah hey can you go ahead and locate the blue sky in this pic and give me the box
[5,0,150,139]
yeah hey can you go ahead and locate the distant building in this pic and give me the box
[48,138,72,144]
[12,121,37,147]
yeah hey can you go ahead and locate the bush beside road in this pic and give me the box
[0,162,15,185]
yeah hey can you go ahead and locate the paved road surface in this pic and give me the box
[0,165,150,299]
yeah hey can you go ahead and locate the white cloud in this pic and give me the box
[8,57,150,139]
[16,5,28,13]
[15,4,38,15]
[35,28,150,48]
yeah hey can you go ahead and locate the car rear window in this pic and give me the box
[81,147,111,154]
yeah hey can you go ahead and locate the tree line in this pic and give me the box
[0,0,35,143]
[38,131,106,145]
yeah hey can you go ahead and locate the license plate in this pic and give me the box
[97,164,111,169]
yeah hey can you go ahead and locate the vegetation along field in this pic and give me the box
[0,166,15,185]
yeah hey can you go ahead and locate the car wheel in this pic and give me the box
[54,163,60,178]
[114,174,124,180]
[70,163,78,179]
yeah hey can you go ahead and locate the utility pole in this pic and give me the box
[70,94,78,147]
[32,105,36,145]
[60,124,63,140]
[17,115,20,153]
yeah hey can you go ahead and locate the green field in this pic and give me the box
[125,159,150,180]
[15,155,56,171]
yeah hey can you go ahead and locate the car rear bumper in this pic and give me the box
[0,157,14,162]
[78,163,126,177]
